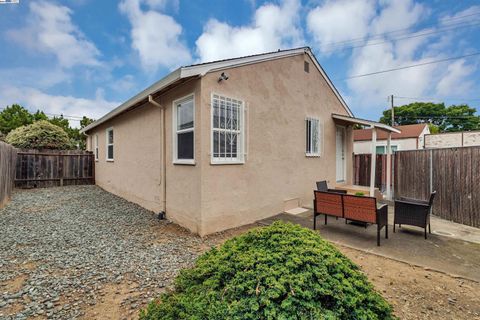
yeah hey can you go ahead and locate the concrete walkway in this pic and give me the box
[259,208,480,282]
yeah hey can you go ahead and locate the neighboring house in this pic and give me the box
[354,123,430,154]
[424,131,480,149]
[81,47,395,236]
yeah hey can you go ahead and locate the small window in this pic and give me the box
[211,94,244,164]
[376,145,397,154]
[94,134,99,161]
[173,95,194,163]
[306,117,321,156]
[304,61,310,73]
[106,128,114,161]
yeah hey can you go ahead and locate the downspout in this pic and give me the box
[149,95,167,218]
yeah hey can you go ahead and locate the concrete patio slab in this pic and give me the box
[259,209,480,282]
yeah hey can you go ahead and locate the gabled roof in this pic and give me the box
[354,123,428,141]
[81,47,353,133]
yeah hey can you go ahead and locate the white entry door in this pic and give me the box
[336,126,346,182]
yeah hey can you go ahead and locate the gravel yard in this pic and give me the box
[0,186,217,319]
[1,185,479,320]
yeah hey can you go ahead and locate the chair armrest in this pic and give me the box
[328,189,347,194]
[376,204,388,227]
[398,197,429,205]
[395,199,430,208]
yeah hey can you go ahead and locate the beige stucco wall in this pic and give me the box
[87,79,203,234]
[87,53,354,236]
[197,53,353,235]
[354,138,418,154]
[424,131,480,149]
[425,132,462,149]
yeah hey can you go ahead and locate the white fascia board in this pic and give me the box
[332,114,401,133]
[81,68,182,133]
[305,49,354,117]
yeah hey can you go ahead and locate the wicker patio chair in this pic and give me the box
[316,181,347,194]
[394,191,436,239]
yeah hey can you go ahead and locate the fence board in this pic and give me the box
[0,141,17,209]
[353,154,394,191]
[15,149,94,188]
[394,147,480,228]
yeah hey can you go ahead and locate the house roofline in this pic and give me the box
[81,47,353,134]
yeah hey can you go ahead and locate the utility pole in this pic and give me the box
[390,94,395,126]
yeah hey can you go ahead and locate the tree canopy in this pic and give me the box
[380,102,480,132]
[5,120,72,150]
[0,104,94,149]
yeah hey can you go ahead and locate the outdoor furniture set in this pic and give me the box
[313,181,436,246]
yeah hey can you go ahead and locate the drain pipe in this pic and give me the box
[148,95,167,219]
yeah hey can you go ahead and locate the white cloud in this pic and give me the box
[119,0,191,70]
[440,5,480,25]
[0,86,119,124]
[436,60,475,96]
[7,1,100,68]
[195,0,303,62]
[370,0,424,34]
[307,0,375,53]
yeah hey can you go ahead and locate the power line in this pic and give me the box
[0,107,87,121]
[339,51,480,80]
[394,96,480,102]
[322,11,480,48]
[323,22,480,53]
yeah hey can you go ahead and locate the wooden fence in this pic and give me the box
[353,154,394,192]
[0,141,17,208]
[15,149,94,188]
[395,147,480,228]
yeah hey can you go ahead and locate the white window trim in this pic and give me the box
[106,127,114,162]
[94,134,99,161]
[210,92,245,165]
[305,117,322,157]
[172,93,195,165]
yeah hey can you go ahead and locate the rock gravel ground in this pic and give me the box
[0,186,214,320]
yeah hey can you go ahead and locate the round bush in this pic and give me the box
[140,222,395,320]
[5,120,72,149]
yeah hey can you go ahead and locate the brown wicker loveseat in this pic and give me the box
[313,191,389,246]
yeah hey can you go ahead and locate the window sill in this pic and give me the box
[305,153,321,157]
[173,159,196,165]
[106,159,114,162]
[210,160,245,165]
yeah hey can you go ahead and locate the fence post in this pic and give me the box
[429,149,433,194]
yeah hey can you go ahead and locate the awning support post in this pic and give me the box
[386,132,392,200]
[370,127,377,197]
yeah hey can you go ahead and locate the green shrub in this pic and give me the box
[140,222,395,320]
[355,192,365,196]
[5,120,72,149]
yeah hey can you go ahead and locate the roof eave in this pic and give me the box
[332,114,401,133]
[81,68,182,134]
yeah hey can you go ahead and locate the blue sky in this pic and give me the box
[0,0,479,126]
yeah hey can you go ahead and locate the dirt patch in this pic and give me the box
[338,246,480,320]
[81,281,149,320]
[1,274,28,293]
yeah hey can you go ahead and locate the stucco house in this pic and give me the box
[354,123,429,154]
[81,47,396,236]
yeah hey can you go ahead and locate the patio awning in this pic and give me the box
[332,113,400,133]
[332,113,399,199]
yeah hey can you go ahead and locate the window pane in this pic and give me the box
[312,120,319,153]
[107,145,114,159]
[177,99,194,130]
[213,98,219,129]
[306,120,311,153]
[95,148,98,159]
[177,131,194,159]
[213,131,220,157]
[108,130,114,144]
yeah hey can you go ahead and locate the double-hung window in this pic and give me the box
[94,134,99,161]
[174,95,195,164]
[211,94,244,164]
[305,117,321,156]
[106,128,114,161]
